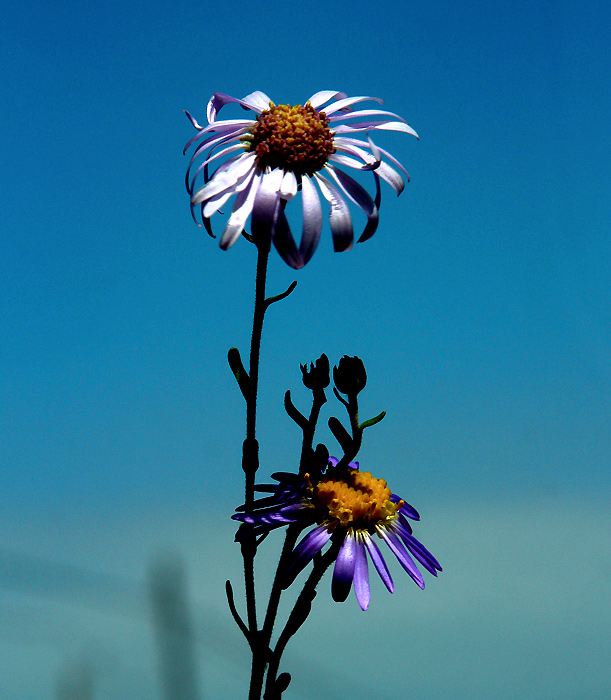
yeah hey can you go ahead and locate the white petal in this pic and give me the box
[220,171,262,249]
[191,153,256,205]
[299,176,322,263]
[313,173,353,252]
[333,121,419,138]
[321,95,383,116]
[329,108,407,123]
[307,90,348,109]
[280,170,298,200]
[203,190,233,219]
[240,90,272,112]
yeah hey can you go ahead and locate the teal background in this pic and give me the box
[1,0,610,697]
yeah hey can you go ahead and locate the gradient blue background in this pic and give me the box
[1,0,610,697]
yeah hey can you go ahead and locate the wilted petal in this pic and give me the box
[314,173,353,252]
[327,166,379,242]
[207,92,271,122]
[271,201,304,269]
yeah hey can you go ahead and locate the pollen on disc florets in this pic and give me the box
[245,102,335,176]
[311,469,403,530]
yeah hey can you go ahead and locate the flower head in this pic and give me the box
[232,457,441,611]
[184,91,418,269]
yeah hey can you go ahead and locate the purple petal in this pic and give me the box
[307,90,348,110]
[364,534,394,593]
[332,533,356,602]
[321,95,383,116]
[378,528,425,589]
[184,110,204,130]
[398,512,413,534]
[396,524,442,574]
[299,176,322,264]
[283,525,332,588]
[390,495,420,520]
[313,173,353,252]
[353,537,370,611]
[232,503,304,526]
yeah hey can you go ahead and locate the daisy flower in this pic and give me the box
[184,91,418,269]
[232,457,441,611]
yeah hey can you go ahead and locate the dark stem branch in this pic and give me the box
[243,236,271,700]
[264,540,341,698]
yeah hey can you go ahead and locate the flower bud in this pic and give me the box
[300,353,330,390]
[333,355,367,396]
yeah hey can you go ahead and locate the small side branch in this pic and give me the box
[265,281,297,309]
[225,579,250,641]
[284,391,309,431]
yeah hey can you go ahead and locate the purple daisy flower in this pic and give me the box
[232,457,441,611]
[184,91,418,269]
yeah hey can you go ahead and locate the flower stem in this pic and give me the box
[244,234,271,700]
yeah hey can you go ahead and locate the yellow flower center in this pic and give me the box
[311,469,403,529]
[245,103,335,176]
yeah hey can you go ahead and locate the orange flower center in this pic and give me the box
[311,469,403,529]
[246,103,335,176]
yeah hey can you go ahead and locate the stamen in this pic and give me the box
[313,469,401,529]
[245,103,335,176]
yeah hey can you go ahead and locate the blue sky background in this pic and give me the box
[1,0,610,697]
